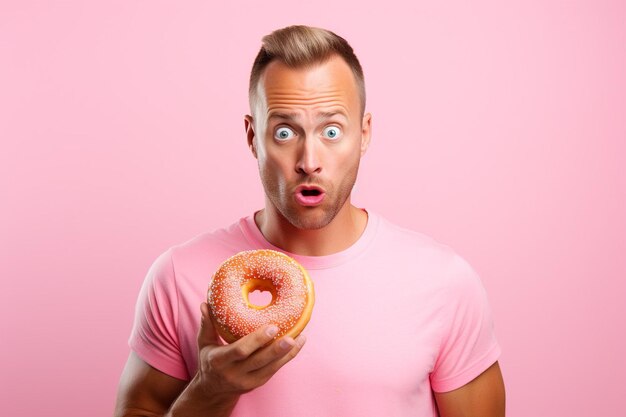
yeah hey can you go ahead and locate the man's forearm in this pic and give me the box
[165,374,240,417]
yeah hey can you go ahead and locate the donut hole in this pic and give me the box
[242,279,276,309]
[248,289,273,308]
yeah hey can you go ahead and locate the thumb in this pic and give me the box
[197,302,223,348]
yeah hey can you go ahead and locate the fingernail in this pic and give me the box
[266,325,279,337]
[295,334,306,347]
[279,338,293,351]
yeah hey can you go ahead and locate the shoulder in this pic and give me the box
[373,213,484,292]
[376,215,444,251]
[149,216,255,284]
[374,214,472,266]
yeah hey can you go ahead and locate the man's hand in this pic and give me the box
[114,304,306,417]
[166,303,307,416]
[195,302,306,395]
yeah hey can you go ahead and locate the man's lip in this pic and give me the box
[295,184,326,195]
[294,184,326,206]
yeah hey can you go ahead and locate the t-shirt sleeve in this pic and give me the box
[429,254,501,393]
[128,248,190,380]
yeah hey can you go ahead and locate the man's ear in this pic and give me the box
[360,112,372,157]
[244,115,257,159]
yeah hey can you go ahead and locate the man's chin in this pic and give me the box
[284,208,335,230]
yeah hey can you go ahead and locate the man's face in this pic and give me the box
[245,55,371,230]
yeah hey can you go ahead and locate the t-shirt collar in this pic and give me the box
[239,208,379,270]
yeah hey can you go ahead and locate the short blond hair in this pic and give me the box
[249,25,366,116]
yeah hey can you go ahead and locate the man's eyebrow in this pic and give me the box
[268,112,300,121]
[267,111,348,121]
[317,111,348,121]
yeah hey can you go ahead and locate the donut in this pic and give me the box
[207,249,315,343]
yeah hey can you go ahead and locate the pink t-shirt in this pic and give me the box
[129,210,501,416]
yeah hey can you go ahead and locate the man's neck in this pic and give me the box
[254,202,368,257]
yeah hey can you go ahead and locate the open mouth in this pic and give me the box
[295,185,326,206]
[301,189,321,197]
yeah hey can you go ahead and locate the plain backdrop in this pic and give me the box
[1,1,625,416]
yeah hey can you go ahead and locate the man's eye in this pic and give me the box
[322,126,342,140]
[274,127,295,141]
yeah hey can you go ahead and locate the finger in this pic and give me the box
[243,334,299,372]
[197,302,222,348]
[249,334,306,378]
[220,324,280,363]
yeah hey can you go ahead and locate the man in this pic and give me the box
[114,25,505,417]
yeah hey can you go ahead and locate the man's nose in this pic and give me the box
[295,137,322,175]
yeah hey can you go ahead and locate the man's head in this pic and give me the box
[245,25,371,231]
[248,25,366,118]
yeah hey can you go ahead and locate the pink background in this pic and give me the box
[1,1,625,416]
